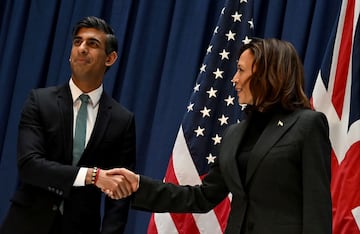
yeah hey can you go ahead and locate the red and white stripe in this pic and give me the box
[312,0,360,232]
[147,126,231,234]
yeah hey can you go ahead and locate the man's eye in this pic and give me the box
[88,41,99,48]
[73,39,82,46]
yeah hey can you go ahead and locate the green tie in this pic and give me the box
[72,94,89,165]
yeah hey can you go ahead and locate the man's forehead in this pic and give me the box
[75,28,106,40]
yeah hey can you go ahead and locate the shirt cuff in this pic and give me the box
[73,167,87,186]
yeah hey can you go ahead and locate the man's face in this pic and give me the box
[70,27,109,81]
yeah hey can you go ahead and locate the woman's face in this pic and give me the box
[232,48,254,105]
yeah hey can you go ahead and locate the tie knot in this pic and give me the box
[79,94,89,103]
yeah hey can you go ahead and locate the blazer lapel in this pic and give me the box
[80,93,112,161]
[245,110,300,186]
[57,85,74,164]
[221,120,250,192]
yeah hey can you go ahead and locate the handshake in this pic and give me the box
[89,168,139,200]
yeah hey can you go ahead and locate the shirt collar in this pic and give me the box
[69,78,102,107]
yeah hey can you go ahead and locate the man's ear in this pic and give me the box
[105,51,118,67]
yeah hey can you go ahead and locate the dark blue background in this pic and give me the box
[0,0,341,233]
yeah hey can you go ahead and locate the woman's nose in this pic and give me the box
[231,75,238,84]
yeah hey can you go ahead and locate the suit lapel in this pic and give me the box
[245,110,300,185]
[57,85,74,164]
[222,120,250,192]
[80,93,112,162]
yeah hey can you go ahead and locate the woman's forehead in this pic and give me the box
[238,49,254,66]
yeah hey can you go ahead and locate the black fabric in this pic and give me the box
[0,0,341,233]
[236,110,271,185]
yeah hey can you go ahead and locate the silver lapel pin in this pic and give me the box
[277,120,284,127]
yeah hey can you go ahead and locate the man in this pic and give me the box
[0,16,135,234]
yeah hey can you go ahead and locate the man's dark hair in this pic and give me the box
[72,16,118,55]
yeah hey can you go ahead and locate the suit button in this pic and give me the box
[52,205,58,211]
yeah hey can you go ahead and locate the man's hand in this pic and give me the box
[97,169,133,199]
[104,168,140,199]
[86,168,133,199]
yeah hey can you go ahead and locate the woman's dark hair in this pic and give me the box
[72,16,118,55]
[239,38,311,111]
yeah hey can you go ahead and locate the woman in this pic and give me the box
[110,38,332,234]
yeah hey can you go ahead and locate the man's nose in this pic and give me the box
[79,41,88,53]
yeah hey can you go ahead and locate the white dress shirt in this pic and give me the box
[69,78,102,186]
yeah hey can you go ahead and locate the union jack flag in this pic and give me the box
[147,0,254,233]
[311,0,360,233]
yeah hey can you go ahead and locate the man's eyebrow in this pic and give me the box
[73,36,101,43]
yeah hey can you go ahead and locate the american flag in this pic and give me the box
[147,0,254,233]
[311,0,360,233]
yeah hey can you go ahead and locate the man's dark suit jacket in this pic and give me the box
[132,108,332,234]
[0,84,136,234]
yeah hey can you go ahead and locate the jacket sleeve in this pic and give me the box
[131,160,229,213]
[17,89,79,198]
[301,111,332,233]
